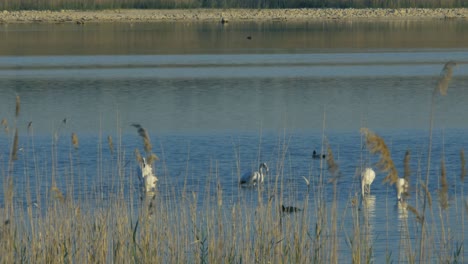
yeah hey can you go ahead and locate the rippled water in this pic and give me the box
[1,20,468,262]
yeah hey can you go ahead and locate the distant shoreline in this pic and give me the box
[0,8,467,24]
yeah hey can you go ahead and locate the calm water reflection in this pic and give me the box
[0,20,468,262]
[1,19,468,55]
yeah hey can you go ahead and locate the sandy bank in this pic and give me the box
[0,8,467,24]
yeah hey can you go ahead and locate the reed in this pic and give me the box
[0,61,466,263]
[10,128,19,161]
[439,159,448,210]
[107,135,114,155]
[360,127,399,185]
[71,132,79,149]
[1,118,8,134]
[15,95,20,118]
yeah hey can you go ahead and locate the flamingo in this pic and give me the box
[139,157,158,193]
[361,167,376,197]
[396,177,409,202]
[240,163,268,186]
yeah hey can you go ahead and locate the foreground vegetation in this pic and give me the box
[0,0,467,11]
[1,61,467,263]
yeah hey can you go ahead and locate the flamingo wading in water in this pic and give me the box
[240,163,268,186]
[361,167,376,197]
[396,177,409,202]
[139,157,158,193]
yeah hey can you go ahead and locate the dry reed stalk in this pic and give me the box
[461,149,466,182]
[134,125,159,165]
[15,95,20,117]
[439,159,448,210]
[138,127,152,154]
[1,118,8,134]
[407,204,424,224]
[71,132,79,149]
[51,186,65,202]
[360,128,399,185]
[465,199,468,214]
[135,148,143,164]
[11,128,18,161]
[146,153,159,164]
[107,135,114,155]
[325,143,340,182]
[404,150,411,180]
[420,182,432,207]
[436,61,456,96]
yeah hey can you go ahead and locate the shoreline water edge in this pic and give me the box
[0,8,467,24]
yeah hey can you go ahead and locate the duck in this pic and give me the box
[312,150,326,159]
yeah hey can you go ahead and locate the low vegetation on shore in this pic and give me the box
[1,0,466,11]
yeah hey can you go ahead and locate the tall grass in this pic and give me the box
[0,61,466,262]
[0,0,466,10]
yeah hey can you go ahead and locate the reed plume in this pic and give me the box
[138,127,152,154]
[133,125,159,165]
[146,153,159,164]
[360,128,398,185]
[460,149,466,182]
[15,95,20,117]
[436,61,456,96]
[407,204,424,224]
[107,135,114,155]
[71,132,79,149]
[135,148,143,164]
[51,186,65,203]
[11,128,18,161]
[439,159,448,210]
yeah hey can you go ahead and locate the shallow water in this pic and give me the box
[0,20,468,262]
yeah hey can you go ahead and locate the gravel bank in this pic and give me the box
[0,8,467,24]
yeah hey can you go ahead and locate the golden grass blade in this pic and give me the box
[15,95,20,117]
[11,128,18,161]
[420,181,432,207]
[360,127,398,185]
[1,118,8,134]
[437,60,456,96]
[439,159,448,210]
[71,132,79,149]
[107,135,114,155]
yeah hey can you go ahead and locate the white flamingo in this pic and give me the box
[240,163,268,186]
[139,157,158,193]
[396,177,409,202]
[361,167,376,197]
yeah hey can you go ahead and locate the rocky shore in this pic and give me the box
[0,8,467,24]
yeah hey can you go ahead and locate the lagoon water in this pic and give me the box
[1,19,468,262]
